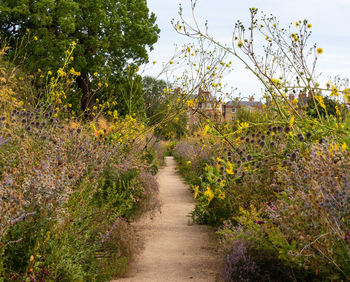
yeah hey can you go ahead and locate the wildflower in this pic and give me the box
[226,161,234,175]
[57,68,66,77]
[217,190,226,200]
[271,78,280,86]
[72,41,77,46]
[316,47,323,54]
[237,40,243,48]
[289,115,295,128]
[34,36,38,41]
[169,60,173,64]
[307,23,312,28]
[315,94,326,109]
[341,143,347,152]
[94,72,98,76]
[202,124,210,136]
[255,220,265,225]
[284,126,291,133]
[193,185,199,199]
[30,255,34,262]
[295,21,299,27]
[204,186,214,203]
[297,133,304,142]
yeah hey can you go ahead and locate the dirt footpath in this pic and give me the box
[115,156,220,282]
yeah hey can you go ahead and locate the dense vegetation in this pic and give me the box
[0,1,171,280]
[171,3,350,281]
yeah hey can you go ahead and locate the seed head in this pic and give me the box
[284,126,291,133]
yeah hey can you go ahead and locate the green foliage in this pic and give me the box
[307,95,340,118]
[0,0,160,110]
[114,68,146,120]
[142,76,168,119]
[235,107,268,124]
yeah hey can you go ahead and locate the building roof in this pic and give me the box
[225,100,263,107]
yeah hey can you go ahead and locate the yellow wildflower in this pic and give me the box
[289,115,295,128]
[226,161,234,175]
[315,94,326,109]
[204,186,214,203]
[341,143,347,152]
[237,40,243,48]
[193,185,199,199]
[217,189,226,200]
[57,68,66,77]
[316,48,323,54]
[34,36,38,41]
[271,78,280,86]
[203,124,210,136]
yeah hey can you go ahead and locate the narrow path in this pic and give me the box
[115,156,220,282]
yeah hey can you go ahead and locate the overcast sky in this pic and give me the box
[144,0,349,100]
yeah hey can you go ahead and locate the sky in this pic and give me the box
[143,0,349,101]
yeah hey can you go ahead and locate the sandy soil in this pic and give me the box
[114,156,221,282]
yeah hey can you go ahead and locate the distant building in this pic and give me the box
[222,96,263,122]
[188,88,223,126]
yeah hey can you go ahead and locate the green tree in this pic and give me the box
[142,76,168,118]
[114,68,146,120]
[0,0,160,110]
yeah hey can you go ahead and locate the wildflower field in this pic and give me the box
[0,0,349,281]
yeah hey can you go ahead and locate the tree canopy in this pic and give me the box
[0,0,160,109]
